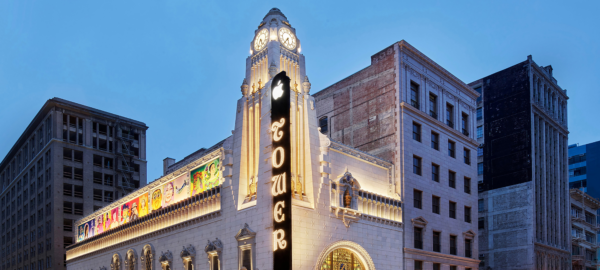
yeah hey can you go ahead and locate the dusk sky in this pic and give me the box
[1,1,598,182]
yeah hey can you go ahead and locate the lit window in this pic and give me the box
[477,107,482,120]
[477,126,483,138]
[477,147,483,157]
[478,163,483,175]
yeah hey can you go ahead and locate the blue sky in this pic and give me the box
[1,1,598,182]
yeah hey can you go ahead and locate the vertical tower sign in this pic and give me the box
[270,71,292,269]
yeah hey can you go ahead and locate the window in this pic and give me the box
[93,189,102,201]
[464,177,471,194]
[413,156,422,175]
[431,132,439,150]
[319,117,328,134]
[431,164,439,182]
[464,148,471,164]
[93,172,103,184]
[477,126,483,138]
[433,264,440,270]
[429,94,438,118]
[449,171,456,188]
[474,86,482,103]
[104,191,113,203]
[448,141,455,158]
[63,148,72,161]
[63,219,72,232]
[74,168,83,180]
[465,206,471,223]
[450,235,457,255]
[412,122,421,142]
[465,239,472,257]
[63,166,72,179]
[432,196,440,214]
[461,113,469,135]
[74,185,83,198]
[414,261,423,270]
[478,163,483,175]
[449,201,456,219]
[478,199,484,212]
[74,150,83,163]
[410,82,420,109]
[414,227,423,249]
[74,203,83,215]
[446,103,454,128]
[477,147,483,157]
[479,217,485,229]
[63,237,73,248]
[413,190,422,209]
[433,231,441,252]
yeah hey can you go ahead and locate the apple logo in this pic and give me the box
[272,80,284,100]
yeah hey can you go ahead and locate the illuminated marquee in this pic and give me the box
[271,71,292,269]
[76,158,221,243]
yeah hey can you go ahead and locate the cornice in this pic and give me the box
[76,148,224,226]
[397,40,480,100]
[403,248,480,265]
[401,102,479,148]
[329,140,393,169]
[530,62,568,100]
[67,211,222,263]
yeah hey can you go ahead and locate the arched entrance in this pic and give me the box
[315,241,375,270]
[320,248,363,270]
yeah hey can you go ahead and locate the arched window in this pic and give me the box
[125,249,137,270]
[110,254,121,270]
[141,245,155,270]
[320,248,363,270]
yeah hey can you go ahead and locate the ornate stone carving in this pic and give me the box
[302,76,311,94]
[204,238,223,254]
[158,250,173,270]
[180,245,196,260]
[241,78,249,96]
[234,223,257,241]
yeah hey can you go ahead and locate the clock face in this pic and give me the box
[278,28,297,50]
[254,29,269,51]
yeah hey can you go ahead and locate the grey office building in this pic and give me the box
[0,98,148,270]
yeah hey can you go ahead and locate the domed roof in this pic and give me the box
[263,8,287,20]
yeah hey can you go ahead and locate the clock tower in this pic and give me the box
[238,8,313,207]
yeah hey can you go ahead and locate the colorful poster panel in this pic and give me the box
[151,187,163,211]
[109,207,121,229]
[121,197,140,224]
[77,219,95,242]
[190,159,220,196]
[138,193,149,218]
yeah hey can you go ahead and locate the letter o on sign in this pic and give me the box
[272,147,285,168]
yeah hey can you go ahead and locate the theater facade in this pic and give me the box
[66,8,403,270]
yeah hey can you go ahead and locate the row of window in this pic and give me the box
[1,256,51,270]
[414,262,472,270]
[413,190,472,222]
[412,157,472,194]
[0,117,52,193]
[413,227,473,257]
[409,82,471,136]
[412,122,472,165]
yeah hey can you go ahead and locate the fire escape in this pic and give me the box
[115,121,137,196]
